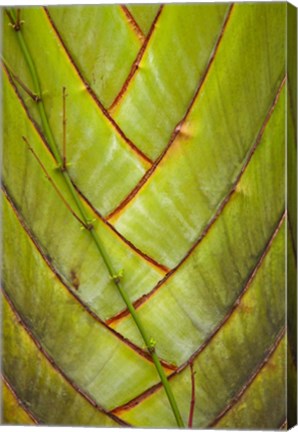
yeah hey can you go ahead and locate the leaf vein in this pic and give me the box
[2,374,41,425]
[120,5,145,42]
[108,5,163,111]
[2,185,176,372]
[3,63,167,273]
[106,3,234,220]
[107,76,287,324]
[43,7,153,166]
[111,211,286,413]
[208,327,286,427]
[2,287,129,426]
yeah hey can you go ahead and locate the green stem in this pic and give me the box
[7,8,184,428]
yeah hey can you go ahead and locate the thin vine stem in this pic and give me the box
[6,8,184,428]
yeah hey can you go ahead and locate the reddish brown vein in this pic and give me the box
[279,418,287,430]
[107,76,287,325]
[2,63,167,274]
[43,7,153,166]
[1,58,41,103]
[111,211,286,413]
[108,5,163,112]
[73,184,169,273]
[120,6,145,42]
[106,4,234,220]
[209,327,286,427]
[2,374,40,425]
[2,185,176,372]
[2,288,129,426]
[23,136,88,229]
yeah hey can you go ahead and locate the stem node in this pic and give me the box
[147,337,157,354]
[7,9,24,31]
[110,269,124,284]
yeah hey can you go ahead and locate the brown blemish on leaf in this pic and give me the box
[70,270,80,290]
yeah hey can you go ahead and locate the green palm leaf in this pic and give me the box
[2,2,296,428]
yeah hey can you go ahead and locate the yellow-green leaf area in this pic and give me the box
[47,5,142,108]
[215,335,286,429]
[2,380,35,425]
[111,3,230,160]
[113,86,285,365]
[3,7,149,217]
[112,3,285,268]
[2,3,292,428]
[2,69,164,321]
[119,220,285,427]
[2,295,121,426]
[2,195,163,410]
[126,4,161,35]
